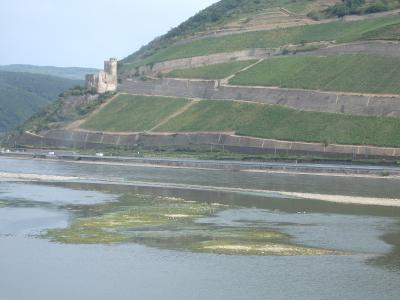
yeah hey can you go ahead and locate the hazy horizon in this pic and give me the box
[0,0,218,68]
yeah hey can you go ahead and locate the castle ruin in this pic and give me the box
[86,58,118,94]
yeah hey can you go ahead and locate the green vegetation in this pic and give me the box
[19,88,114,133]
[229,54,400,94]
[121,15,400,69]
[168,0,317,36]
[0,65,98,80]
[122,0,327,65]
[77,96,400,147]
[44,191,336,256]
[158,100,400,147]
[166,60,257,79]
[81,95,189,132]
[322,0,400,18]
[0,71,82,132]
[361,22,400,40]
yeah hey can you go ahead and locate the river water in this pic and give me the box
[0,157,399,300]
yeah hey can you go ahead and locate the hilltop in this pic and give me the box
[9,0,400,161]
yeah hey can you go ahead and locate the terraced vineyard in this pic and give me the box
[166,60,257,80]
[79,96,400,147]
[121,15,400,69]
[229,54,400,94]
[159,100,400,147]
[81,95,189,132]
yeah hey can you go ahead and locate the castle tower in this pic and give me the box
[104,58,118,80]
[86,58,118,94]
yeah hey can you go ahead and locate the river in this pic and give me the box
[0,157,399,300]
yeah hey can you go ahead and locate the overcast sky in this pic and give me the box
[0,0,218,68]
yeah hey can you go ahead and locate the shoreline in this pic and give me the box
[1,170,400,208]
[2,152,400,179]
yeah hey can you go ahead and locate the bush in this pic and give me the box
[364,2,389,13]
[325,0,365,17]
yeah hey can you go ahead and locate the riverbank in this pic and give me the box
[1,165,400,208]
[2,150,400,178]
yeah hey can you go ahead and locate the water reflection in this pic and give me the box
[369,227,400,272]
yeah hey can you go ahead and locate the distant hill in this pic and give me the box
[0,71,82,132]
[0,65,99,81]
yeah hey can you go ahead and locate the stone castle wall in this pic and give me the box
[86,58,118,93]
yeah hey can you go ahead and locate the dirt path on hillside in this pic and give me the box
[149,100,199,132]
[221,59,264,85]
[63,127,236,136]
[66,93,120,130]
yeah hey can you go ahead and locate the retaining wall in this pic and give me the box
[308,41,400,57]
[119,78,400,117]
[125,41,400,77]
[11,130,400,158]
[132,49,278,76]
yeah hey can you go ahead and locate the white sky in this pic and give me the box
[0,0,219,68]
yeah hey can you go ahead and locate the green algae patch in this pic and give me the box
[196,241,337,256]
[43,192,338,256]
[45,227,128,244]
[43,193,220,245]
[189,227,337,256]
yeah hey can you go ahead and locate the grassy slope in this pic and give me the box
[229,54,400,94]
[122,15,400,69]
[122,0,330,65]
[82,96,400,147]
[166,60,257,79]
[158,100,400,147]
[361,22,400,40]
[0,71,82,132]
[0,65,98,80]
[81,95,189,132]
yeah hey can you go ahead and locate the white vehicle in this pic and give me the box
[96,153,104,157]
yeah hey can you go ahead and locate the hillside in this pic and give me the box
[122,0,340,67]
[9,0,400,160]
[0,65,98,80]
[0,71,82,132]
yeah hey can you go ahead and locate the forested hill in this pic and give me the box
[0,71,82,132]
[0,64,98,81]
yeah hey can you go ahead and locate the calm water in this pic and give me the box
[0,157,400,300]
